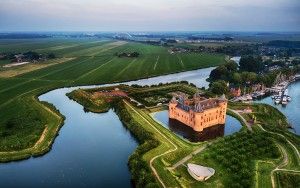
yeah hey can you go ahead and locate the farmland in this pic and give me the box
[0,38,226,161]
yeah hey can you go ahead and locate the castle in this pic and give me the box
[169,93,227,132]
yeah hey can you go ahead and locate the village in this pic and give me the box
[231,73,300,105]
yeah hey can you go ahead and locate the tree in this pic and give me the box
[47,53,56,59]
[23,51,40,60]
[210,80,229,95]
[239,55,263,73]
[232,72,242,85]
[248,72,257,84]
[225,61,238,72]
[209,65,229,81]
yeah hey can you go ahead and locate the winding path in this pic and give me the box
[257,124,300,188]
[124,100,178,188]
[228,108,253,131]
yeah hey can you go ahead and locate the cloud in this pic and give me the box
[0,0,299,31]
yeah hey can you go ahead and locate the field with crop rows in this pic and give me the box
[0,38,225,160]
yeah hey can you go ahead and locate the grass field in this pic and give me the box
[0,38,226,161]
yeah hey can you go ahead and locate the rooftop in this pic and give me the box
[187,163,215,179]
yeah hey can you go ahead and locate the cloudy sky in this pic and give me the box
[0,0,299,31]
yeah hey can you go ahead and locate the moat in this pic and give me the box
[153,111,242,142]
[0,67,299,187]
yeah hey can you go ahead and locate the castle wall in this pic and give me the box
[169,103,193,128]
[169,99,227,132]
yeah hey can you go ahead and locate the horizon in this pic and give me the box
[1,31,300,34]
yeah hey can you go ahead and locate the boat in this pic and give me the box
[274,96,281,100]
[287,96,292,102]
[246,94,252,101]
[284,89,288,96]
[282,96,288,105]
[275,98,280,104]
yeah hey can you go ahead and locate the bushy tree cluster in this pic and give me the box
[239,56,264,73]
[205,131,279,188]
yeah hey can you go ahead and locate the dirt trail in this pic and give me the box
[257,124,300,188]
[228,108,253,131]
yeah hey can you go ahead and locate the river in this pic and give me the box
[0,67,215,187]
[0,64,298,187]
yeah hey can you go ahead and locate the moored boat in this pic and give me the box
[282,96,288,105]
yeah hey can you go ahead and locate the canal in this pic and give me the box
[152,110,242,142]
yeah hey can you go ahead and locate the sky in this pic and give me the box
[0,0,299,32]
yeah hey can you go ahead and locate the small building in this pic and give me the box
[230,87,241,97]
[243,106,252,113]
[187,163,215,181]
[251,84,265,92]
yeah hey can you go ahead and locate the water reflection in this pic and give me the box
[169,119,225,142]
[152,110,242,142]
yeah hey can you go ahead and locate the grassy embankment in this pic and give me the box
[0,38,226,162]
[67,83,299,188]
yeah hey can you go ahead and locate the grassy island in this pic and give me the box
[66,83,300,188]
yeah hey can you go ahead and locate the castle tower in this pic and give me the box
[217,94,227,124]
[169,97,178,119]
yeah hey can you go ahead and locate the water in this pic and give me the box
[230,56,241,65]
[0,67,214,187]
[152,111,242,142]
[0,88,137,188]
[257,81,300,135]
